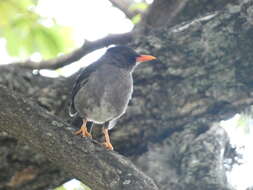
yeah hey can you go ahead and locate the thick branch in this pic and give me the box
[136,0,238,34]
[169,0,239,27]
[136,0,189,33]
[0,134,70,190]
[0,85,158,190]
[15,32,133,70]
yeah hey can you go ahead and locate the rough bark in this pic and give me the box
[0,85,158,190]
[113,2,253,189]
[0,133,70,190]
[1,1,253,190]
[136,0,189,33]
[136,0,239,34]
[0,65,71,190]
[168,0,239,27]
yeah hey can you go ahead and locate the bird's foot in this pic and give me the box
[102,127,113,150]
[74,126,92,138]
[102,142,114,150]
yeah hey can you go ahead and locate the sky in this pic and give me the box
[221,115,253,190]
[2,0,253,189]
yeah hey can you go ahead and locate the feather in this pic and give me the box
[69,61,101,117]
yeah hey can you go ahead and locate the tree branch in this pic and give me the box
[14,32,133,70]
[135,0,189,33]
[135,0,238,34]
[170,0,238,27]
[0,85,158,190]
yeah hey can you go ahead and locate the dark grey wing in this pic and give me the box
[69,61,101,117]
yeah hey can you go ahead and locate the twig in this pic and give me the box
[14,32,133,70]
[0,85,158,190]
[108,0,142,19]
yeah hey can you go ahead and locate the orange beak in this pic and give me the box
[136,55,157,62]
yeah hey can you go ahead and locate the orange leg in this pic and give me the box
[74,119,92,138]
[102,127,113,150]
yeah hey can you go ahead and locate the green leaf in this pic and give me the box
[131,14,142,24]
[235,114,252,134]
[54,185,67,190]
[0,0,74,59]
[129,2,148,11]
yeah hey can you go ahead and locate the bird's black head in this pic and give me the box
[105,46,156,70]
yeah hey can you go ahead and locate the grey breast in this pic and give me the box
[74,63,133,124]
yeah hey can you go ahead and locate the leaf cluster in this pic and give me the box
[0,0,74,59]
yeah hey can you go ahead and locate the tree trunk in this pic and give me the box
[1,1,253,190]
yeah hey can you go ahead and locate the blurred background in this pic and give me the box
[0,0,252,190]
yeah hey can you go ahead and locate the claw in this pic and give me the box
[102,141,114,150]
[74,119,92,138]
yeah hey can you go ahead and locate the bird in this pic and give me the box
[69,45,156,150]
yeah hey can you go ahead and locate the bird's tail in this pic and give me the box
[69,102,78,117]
